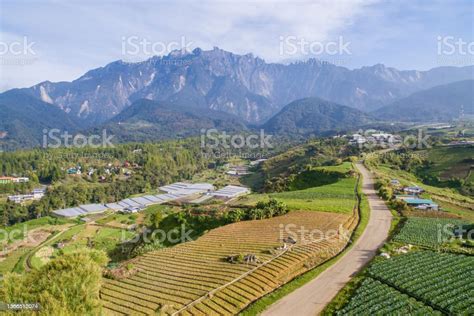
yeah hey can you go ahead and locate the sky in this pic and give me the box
[0,0,473,91]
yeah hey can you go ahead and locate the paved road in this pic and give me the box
[262,163,392,316]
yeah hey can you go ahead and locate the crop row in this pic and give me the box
[101,211,349,315]
[368,251,474,314]
[393,217,468,247]
[336,277,441,315]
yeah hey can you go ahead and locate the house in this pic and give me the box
[32,187,46,199]
[12,177,29,183]
[395,194,418,201]
[67,167,81,175]
[7,187,45,203]
[390,179,401,186]
[404,198,439,211]
[250,159,267,166]
[8,194,35,203]
[123,206,140,214]
[0,176,29,184]
[403,186,424,194]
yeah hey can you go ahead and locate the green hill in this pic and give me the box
[262,97,374,136]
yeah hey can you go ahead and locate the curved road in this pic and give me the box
[262,163,392,316]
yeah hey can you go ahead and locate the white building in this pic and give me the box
[159,182,214,195]
[212,185,250,198]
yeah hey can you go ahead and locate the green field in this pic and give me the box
[0,247,32,275]
[367,251,473,314]
[236,176,357,214]
[336,277,439,315]
[419,146,473,182]
[393,217,468,248]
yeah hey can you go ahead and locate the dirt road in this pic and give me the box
[262,163,392,316]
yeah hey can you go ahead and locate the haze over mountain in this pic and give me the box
[11,48,474,126]
[263,97,374,136]
[373,80,474,122]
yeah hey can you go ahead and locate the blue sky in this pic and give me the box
[0,0,473,91]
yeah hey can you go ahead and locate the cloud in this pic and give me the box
[0,0,377,90]
[0,0,472,90]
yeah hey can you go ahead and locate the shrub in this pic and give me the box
[1,249,108,315]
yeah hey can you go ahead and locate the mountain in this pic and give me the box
[13,48,474,125]
[373,80,474,122]
[263,97,374,136]
[0,90,79,150]
[92,99,248,143]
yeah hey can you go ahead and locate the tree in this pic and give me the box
[1,249,108,315]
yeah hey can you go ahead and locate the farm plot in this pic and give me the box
[101,211,350,315]
[393,217,468,248]
[237,177,357,215]
[368,251,474,314]
[336,277,440,315]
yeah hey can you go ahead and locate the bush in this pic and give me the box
[1,249,108,315]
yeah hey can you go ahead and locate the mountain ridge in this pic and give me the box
[9,47,474,125]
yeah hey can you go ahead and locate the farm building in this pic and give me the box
[120,198,145,208]
[105,202,126,212]
[159,182,214,195]
[395,194,419,200]
[404,198,439,211]
[130,196,156,206]
[141,195,163,203]
[212,185,250,198]
[53,203,108,217]
[7,187,46,203]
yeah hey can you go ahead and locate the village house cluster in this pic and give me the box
[349,132,400,147]
[390,179,439,211]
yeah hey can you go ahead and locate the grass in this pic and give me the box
[419,146,473,181]
[0,216,70,243]
[236,177,357,215]
[0,247,32,275]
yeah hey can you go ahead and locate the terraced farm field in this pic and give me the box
[393,217,468,247]
[368,251,474,314]
[101,211,351,315]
